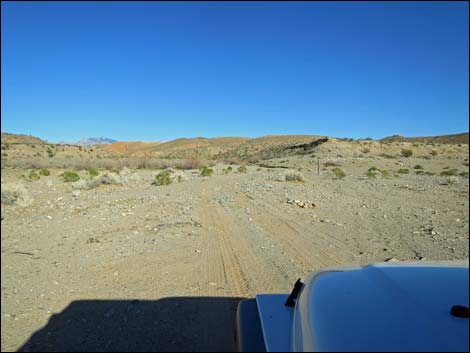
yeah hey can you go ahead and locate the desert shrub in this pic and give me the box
[361,148,370,154]
[397,168,409,174]
[460,171,469,177]
[101,172,123,185]
[175,158,206,170]
[1,183,32,206]
[238,165,248,173]
[368,166,379,172]
[155,170,173,185]
[367,171,377,178]
[447,176,460,185]
[199,166,214,177]
[440,169,459,176]
[47,147,56,158]
[73,172,122,190]
[63,171,80,182]
[401,149,413,158]
[324,161,341,167]
[415,170,426,175]
[425,171,436,176]
[88,169,99,178]
[430,150,438,156]
[285,170,305,182]
[332,168,346,179]
[222,166,233,174]
[27,170,40,181]
[72,178,100,190]
[380,170,390,177]
[413,165,423,169]
[379,153,396,159]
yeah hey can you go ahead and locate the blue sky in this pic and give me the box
[1,1,468,142]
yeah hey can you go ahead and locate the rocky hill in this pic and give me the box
[380,132,469,145]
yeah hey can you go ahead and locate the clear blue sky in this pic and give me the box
[1,1,468,142]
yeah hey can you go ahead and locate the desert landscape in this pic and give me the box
[1,132,469,351]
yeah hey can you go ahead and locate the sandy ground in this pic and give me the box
[1,155,469,351]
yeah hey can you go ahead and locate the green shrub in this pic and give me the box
[39,169,50,176]
[368,166,379,172]
[425,171,436,176]
[415,170,426,175]
[440,169,459,176]
[380,170,390,178]
[367,171,377,178]
[88,169,99,178]
[199,166,214,177]
[413,165,423,169]
[222,166,233,174]
[401,149,413,158]
[238,165,248,173]
[397,168,409,174]
[332,168,346,179]
[47,147,56,158]
[460,171,469,177]
[28,170,40,181]
[155,170,172,185]
[63,171,80,182]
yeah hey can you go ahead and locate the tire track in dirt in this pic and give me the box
[265,212,351,266]
[232,192,355,272]
[196,189,284,297]
[262,199,358,263]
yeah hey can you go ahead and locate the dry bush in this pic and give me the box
[401,149,413,157]
[174,158,208,170]
[72,171,123,190]
[447,176,460,185]
[324,161,341,167]
[285,170,305,182]
[1,183,32,206]
[332,168,346,179]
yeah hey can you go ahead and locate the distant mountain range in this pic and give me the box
[58,137,118,146]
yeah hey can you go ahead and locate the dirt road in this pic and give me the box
[1,157,469,351]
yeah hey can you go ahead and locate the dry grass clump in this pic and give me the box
[324,161,341,167]
[440,169,459,176]
[285,170,305,182]
[1,183,32,207]
[72,171,123,190]
[3,156,213,171]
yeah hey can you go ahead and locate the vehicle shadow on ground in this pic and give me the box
[18,296,245,352]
